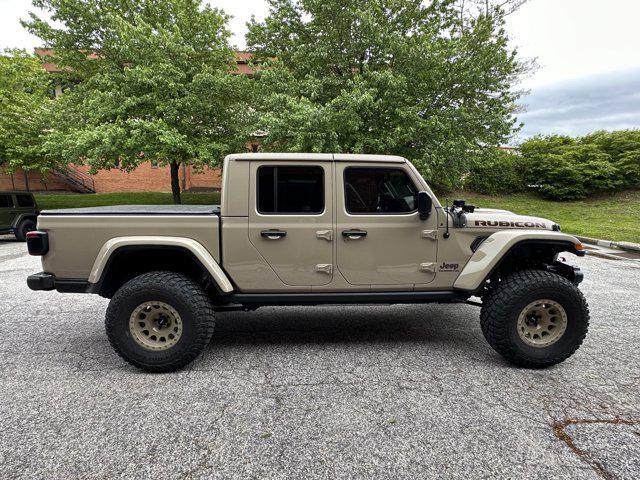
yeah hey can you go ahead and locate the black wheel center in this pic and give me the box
[156,314,170,329]
[525,314,540,326]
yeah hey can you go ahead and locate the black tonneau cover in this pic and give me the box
[39,205,220,216]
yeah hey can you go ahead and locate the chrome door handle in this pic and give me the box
[261,229,287,240]
[342,229,367,240]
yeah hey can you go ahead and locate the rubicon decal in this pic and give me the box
[474,220,547,228]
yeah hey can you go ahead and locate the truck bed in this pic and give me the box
[40,205,221,216]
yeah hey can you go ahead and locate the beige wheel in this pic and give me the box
[128,301,183,351]
[517,299,568,348]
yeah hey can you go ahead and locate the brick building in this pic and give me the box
[0,50,257,193]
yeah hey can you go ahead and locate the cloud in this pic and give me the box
[516,68,640,138]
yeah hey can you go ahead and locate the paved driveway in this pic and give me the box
[1,237,639,479]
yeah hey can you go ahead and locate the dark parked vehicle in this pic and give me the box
[0,191,39,241]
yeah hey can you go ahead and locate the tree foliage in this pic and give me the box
[24,0,253,203]
[465,148,525,195]
[247,0,527,189]
[0,49,52,174]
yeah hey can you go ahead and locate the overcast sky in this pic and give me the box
[1,0,639,139]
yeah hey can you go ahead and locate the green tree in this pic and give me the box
[0,49,53,176]
[247,0,527,189]
[465,148,526,195]
[25,0,253,203]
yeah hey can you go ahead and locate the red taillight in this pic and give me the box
[27,231,49,256]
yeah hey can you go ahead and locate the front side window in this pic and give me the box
[344,168,418,214]
[0,194,13,208]
[258,166,324,214]
[16,194,35,208]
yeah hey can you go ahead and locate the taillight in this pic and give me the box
[27,231,49,256]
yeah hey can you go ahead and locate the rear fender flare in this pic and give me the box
[453,230,583,291]
[12,213,38,229]
[88,236,234,293]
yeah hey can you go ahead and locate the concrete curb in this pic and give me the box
[576,236,640,253]
[584,250,626,261]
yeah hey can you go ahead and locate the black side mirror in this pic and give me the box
[417,191,432,220]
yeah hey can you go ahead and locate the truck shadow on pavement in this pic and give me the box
[209,303,491,358]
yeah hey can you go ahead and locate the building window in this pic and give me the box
[251,143,259,153]
[344,168,418,214]
[257,166,324,214]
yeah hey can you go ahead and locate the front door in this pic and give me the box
[336,163,438,285]
[248,161,334,286]
[0,194,14,229]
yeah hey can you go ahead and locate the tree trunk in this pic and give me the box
[170,160,181,204]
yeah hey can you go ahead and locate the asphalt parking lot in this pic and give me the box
[1,237,639,479]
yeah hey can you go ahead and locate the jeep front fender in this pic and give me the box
[88,236,234,293]
[453,230,584,291]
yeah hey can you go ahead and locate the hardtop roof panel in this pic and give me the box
[225,153,407,163]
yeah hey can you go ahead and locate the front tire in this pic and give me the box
[105,271,215,372]
[15,218,36,241]
[480,270,589,368]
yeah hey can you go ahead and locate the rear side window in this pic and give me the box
[16,194,35,208]
[344,168,418,214]
[258,166,324,214]
[0,194,13,208]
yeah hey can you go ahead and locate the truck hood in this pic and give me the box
[465,208,555,231]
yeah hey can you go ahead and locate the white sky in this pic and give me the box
[507,0,640,88]
[1,0,639,136]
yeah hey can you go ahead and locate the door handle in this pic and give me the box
[261,229,287,240]
[342,229,367,240]
[316,230,333,241]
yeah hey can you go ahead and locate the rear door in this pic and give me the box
[248,161,334,286]
[336,163,439,285]
[0,194,14,229]
[13,193,36,222]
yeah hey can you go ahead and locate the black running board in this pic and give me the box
[226,291,469,307]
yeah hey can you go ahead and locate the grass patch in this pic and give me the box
[34,189,640,243]
[35,191,220,210]
[455,189,640,243]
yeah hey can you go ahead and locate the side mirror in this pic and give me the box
[417,191,432,220]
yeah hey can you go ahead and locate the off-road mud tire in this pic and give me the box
[15,218,36,241]
[105,271,215,372]
[480,269,589,368]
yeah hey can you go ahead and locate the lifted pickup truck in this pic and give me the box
[27,153,588,372]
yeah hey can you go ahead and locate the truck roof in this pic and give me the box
[225,153,407,163]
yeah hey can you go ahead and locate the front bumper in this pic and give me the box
[550,261,584,285]
[27,272,92,293]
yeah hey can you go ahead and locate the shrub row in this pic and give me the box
[465,130,640,200]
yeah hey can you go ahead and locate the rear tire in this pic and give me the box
[15,219,36,241]
[480,269,589,368]
[105,271,215,372]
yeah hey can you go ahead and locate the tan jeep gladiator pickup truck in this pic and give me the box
[26,153,589,372]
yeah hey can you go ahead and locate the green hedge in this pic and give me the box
[465,149,526,195]
[465,130,640,200]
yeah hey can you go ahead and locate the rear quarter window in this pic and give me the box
[0,194,13,208]
[15,194,35,208]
